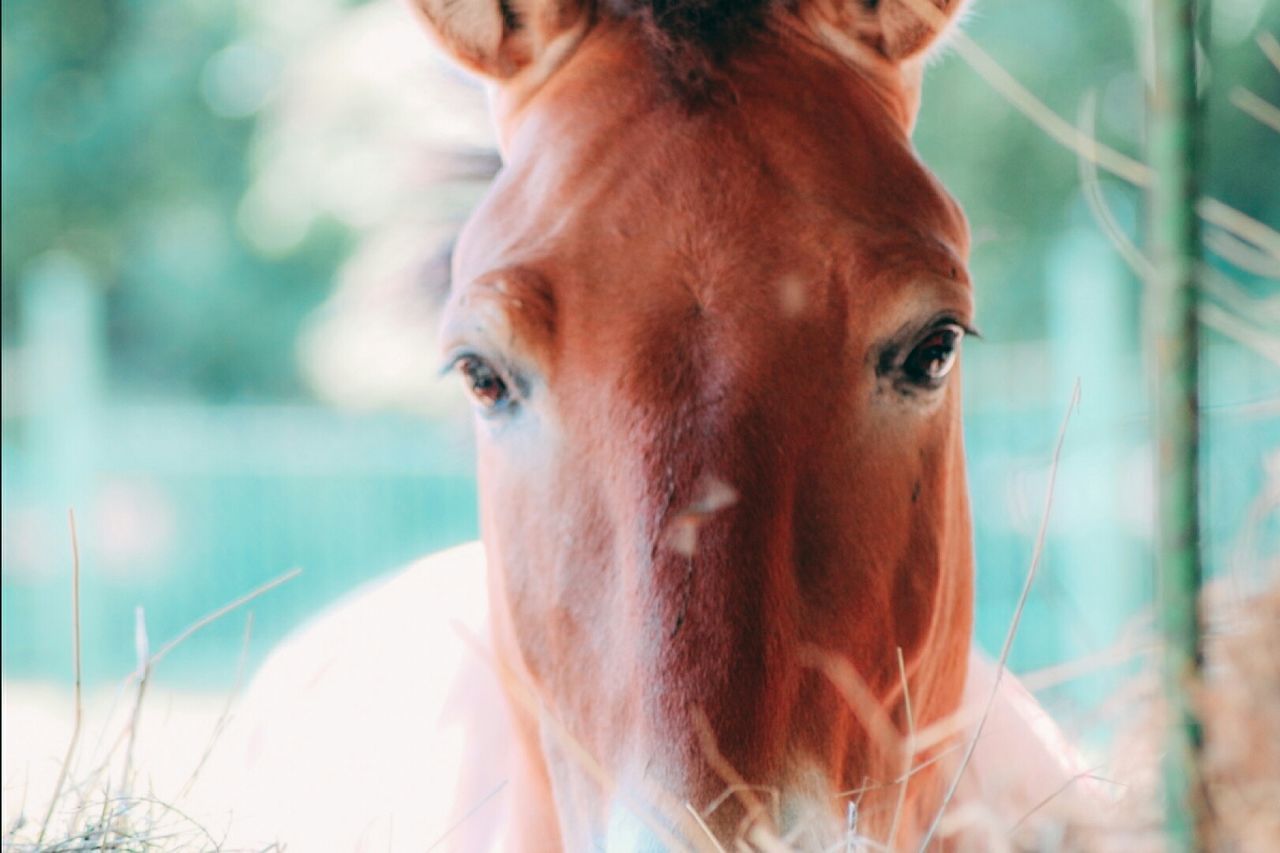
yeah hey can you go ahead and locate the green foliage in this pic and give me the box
[915,0,1279,337]
[3,0,1272,394]
[1,0,351,398]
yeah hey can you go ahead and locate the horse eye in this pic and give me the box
[455,355,511,410]
[903,324,964,387]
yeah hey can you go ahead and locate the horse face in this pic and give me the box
[425,1,973,846]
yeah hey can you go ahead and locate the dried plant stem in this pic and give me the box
[1258,32,1280,73]
[802,648,903,767]
[918,381,1081,851]
[1195,198,1280,260]
[76,567,303,804]
[142,568,302,673]
[898,0,1280,261]
[691,710,785,851]
[1230,87,1280,134]
[1076,93,1279,368]
[1017,633,1155,694]
[886,647,915,850]
[685,802,730,853]
[424,780,509,852]
[1205,230,1280,279]
[37,509,84,847]
[1077,90,1156,281]
[122,608,152,794]
[1009,767,1108,836]
[176,612,256,803]
[1199,303,1280,366]
[945,28,1151,185]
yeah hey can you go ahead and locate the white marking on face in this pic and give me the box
[663,474,739,558]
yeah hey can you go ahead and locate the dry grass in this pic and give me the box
[9,582,1277,852]
[4,381,1274,853]
[1,514,298,853]
[4,494,1277,852]
[1000,580,1280,853]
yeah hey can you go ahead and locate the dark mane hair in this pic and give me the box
[603,0,780,103]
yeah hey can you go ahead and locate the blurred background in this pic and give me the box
[1,0,1277,764]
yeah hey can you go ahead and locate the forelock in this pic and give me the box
[602,0,781,104]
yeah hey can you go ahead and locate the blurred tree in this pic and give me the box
[4,0,1272,400]
[2,0,353,399]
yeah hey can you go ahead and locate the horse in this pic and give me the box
[200,0,1092,849]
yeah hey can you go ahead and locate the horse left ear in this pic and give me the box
[809,0,967,62]
[408,0,587,80]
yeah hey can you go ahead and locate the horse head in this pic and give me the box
[422,0,974,846]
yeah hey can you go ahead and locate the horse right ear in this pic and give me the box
[803,0,968,63]
[408,0,587,80]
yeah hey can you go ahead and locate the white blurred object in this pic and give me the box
[195,542,1099,852]
[190,542,510,852]
[242,0,498,414]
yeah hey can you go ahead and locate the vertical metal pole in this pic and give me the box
[1146,0,1207,849]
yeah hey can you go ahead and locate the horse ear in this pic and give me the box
[814,0,967,62]
[408,0,586,79]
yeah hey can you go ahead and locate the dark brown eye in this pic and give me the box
[903,324,964,387]
[455,355,511,410]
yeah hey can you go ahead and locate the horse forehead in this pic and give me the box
[509,100,927,246]
[467,120,943,300]
[463,104,965,301]
[453,24,971,345]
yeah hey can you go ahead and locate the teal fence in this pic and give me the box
[3,258,1275,714]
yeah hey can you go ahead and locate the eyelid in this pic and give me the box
[926,315,979,340]
[439,346,510,378]
[874,312,971,386]
[895,317,974,360]
[438,348,476,378]
[440,347,532,405]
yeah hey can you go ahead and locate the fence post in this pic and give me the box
[1146,0,1208,849]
